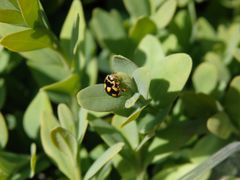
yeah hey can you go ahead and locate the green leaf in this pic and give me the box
[60,0,86,57]
[90,9,133,56]
[123,0,150,18]
[111,55,138,76]
[51,127,78,160]
[57,103,76,137]
[77,84,128,112]
[192,62,218,94]
[125,93,141,109]
[0,28,53,52]
[181,92,219,118]
[207,112,235,139]
[190,135,225,163]
[0,9,24,25]
[0,22,28,38]
[121,106,146,127]
[0,151,29,179]
[180,141,240,180]
[194,17,216,40]
[22,48,70,83]
[134,35,165,68]
[42,74,80,95]
[40,111,77,179]
[223,23,240,64]
[151,0,177,29]
[132,67,151,99]
[169,10,192,47]
[224,76,240,127]
[0,79,6,109]
[84,143,124,180]
[23,91,52,139]
[112,115,139,149]
[150,53,192,108]
[78,108,88,143]
[89,118,135,161]
[204,52,230,84]
[30,143,37,178]
[0,0,19,10]
[129,17,157,44]
[0,49,9,74]
[0,113,8,149]
[17,0,43,28]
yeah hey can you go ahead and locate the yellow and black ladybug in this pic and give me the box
[104,74,121,97]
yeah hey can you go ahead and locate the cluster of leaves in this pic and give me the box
[0,0,240,179]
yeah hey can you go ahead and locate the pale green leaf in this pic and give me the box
[123,0,150,17]
[134,35,165,68]
[57,103,76,137]
[111,55,138,76]
[121,106,146,127]
[78,108,88,143]
[23,91,52,139]
[207,112,235,139]
[192,62,218,94]
[125,93,141,108]
[152,0,177,29]
[84,143,124,180]
[132,67,151,99]
[51,127,78,160]
[40,111,76,179]
[60,0,86,57]
[112,115,139,149]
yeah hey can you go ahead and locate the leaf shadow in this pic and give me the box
[149,79,179,108]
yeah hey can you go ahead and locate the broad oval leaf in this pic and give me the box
[77,84,128,112]
[134,35,165,68]
[0,28,53,52]
[150,53,192,108]
[111,55,138,76]
[151,0,177,29]
[132,67,151,99]
[123,0,150,18]
[84,142,124,180]
[207,111,235,139]
[129,16,157,44]
[192,62,218,94]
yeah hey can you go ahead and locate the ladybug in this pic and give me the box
[104,74,121,97]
